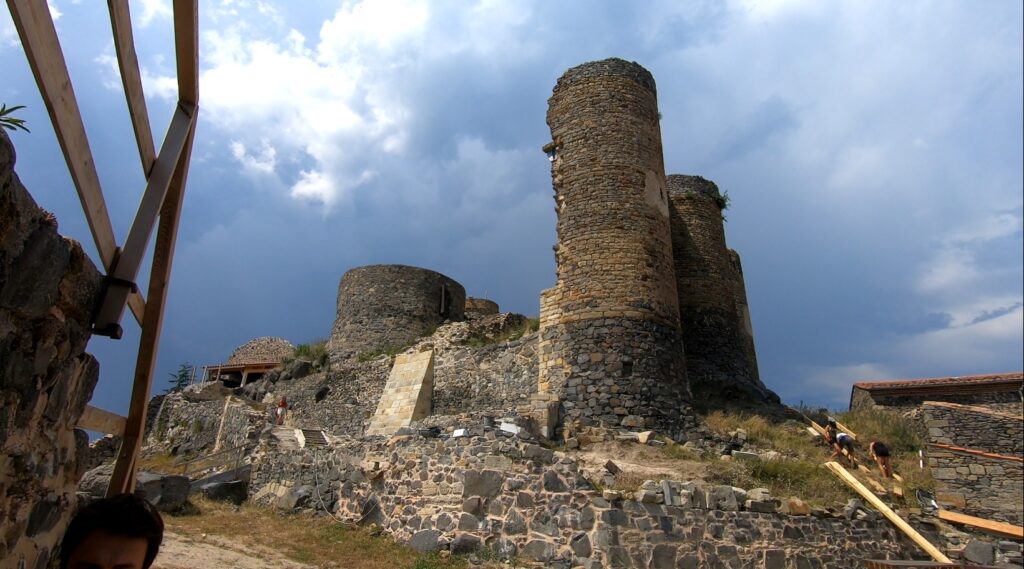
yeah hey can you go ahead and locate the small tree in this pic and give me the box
[165,361,193,393]
[0,104,30,133]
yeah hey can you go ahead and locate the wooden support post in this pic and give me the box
[106,0,156,175]
[78,405,127,436]
[824,462,952,563]
[937,509,1024,540]
[108,127,196,496]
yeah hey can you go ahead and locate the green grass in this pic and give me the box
[291,339,330,368]
[357,343,413,362]
[165,497,479,569]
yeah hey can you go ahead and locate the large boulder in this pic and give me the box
[78,464,142,500]
[136,471,190,512]
[198,480,248,505]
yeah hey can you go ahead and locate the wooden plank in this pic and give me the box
[107,0,157,176]
[7,0,118,268]
[92,103,195,334]
[173,0,199,104]
[937,509,1024,540]
[108,127,196,496]
[835,420,857,440]
[77,405,127,436]
[824,461,952,563]
[806,426,821,438]
[928,442,1024,463]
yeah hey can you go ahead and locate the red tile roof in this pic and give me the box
[853,372,1022,393]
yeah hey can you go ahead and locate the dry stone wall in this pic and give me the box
[928,448,1023,525]
[267,317,538,437]
[226,336,294,364]
[851,387,1022,413]
[540,58,689,436]
[667,175,775,408]
[328,265,466,363]
[923,401,1023,456]
[465,298,499,318]
[249,432,915,568]
[0,130,102,568]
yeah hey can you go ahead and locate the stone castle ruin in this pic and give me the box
[5,59,1023,569]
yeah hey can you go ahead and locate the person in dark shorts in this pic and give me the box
[61,493,164,569]
[829,430,858,468]
[869,440,893,478]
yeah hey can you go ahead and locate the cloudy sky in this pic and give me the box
[3,0,1021,412]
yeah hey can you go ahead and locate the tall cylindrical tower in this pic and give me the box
[667,175,775,407]
[538,58,690,435]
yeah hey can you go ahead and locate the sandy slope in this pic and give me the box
[152,531,314,569]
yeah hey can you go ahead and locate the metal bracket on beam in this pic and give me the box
[90,101,196,338]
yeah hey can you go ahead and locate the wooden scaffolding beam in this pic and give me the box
[937,510,1024,540]
[107,0,157,175]
[107,0,198,496]
[825,462,952,563]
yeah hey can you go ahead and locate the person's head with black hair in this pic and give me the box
[60,493,164,569]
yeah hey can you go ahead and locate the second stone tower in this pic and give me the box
[537,59,691,436]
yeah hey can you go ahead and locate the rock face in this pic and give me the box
[226,336,295,365]
[327,264,466,363]
[0,129,103,568]
[539,58,691,436]
[464,297,499,318]
[666,175,778,409]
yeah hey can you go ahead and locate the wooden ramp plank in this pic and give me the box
[937,509,1024,540]
[824,461,952,563]
[835,420,858,440]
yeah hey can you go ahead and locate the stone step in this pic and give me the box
[301,429,328,447]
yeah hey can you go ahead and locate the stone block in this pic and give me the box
[450,533,481,554]
[408,529,441,553]
[462,469,504,498]
[964,540,996,565]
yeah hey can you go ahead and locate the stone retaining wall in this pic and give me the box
[0,130,102,567]
[923,401,1023,456]
[249,433,917,568]
[928,448,1023,525]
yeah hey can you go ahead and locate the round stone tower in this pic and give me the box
[327,265,465,362]
[666,174,776,407]
[538,58,690,435]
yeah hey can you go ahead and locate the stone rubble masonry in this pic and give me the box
[226,336,295,365]
[666,175,776,408]
[540,58,690,436]
[328,264,466,363]
[928,448,1023,526]
[923,400,1024,526]
[366,350,435,436]
[465,297,499,318]
[923,401,1023,457]
[268,316,538,437]
[248,433,913,568]
[0,130,103,568]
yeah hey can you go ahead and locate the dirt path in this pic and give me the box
[152,530,314,569]
[570,441,711,482]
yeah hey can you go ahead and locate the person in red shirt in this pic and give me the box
[275,396,288,425]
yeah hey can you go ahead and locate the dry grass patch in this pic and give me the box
[137,453,182,474]
[165,497,471,569]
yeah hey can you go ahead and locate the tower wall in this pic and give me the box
[667,175,774,406]
[538,59,690,435]
[328,265,465,362]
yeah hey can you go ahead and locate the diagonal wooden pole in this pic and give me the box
[108,127,195,495]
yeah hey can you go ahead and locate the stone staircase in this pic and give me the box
[300,429,328,447]
[270,427,328,449]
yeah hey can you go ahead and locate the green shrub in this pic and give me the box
[465,318,540,347]
[294,339,329,368]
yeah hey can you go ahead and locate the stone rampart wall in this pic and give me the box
[249,433,915,568]
[227,336,294,365]
[0,130,102,567]
[923,401,1023,456]
[328,265,466,363]
[928,448,1023,525]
